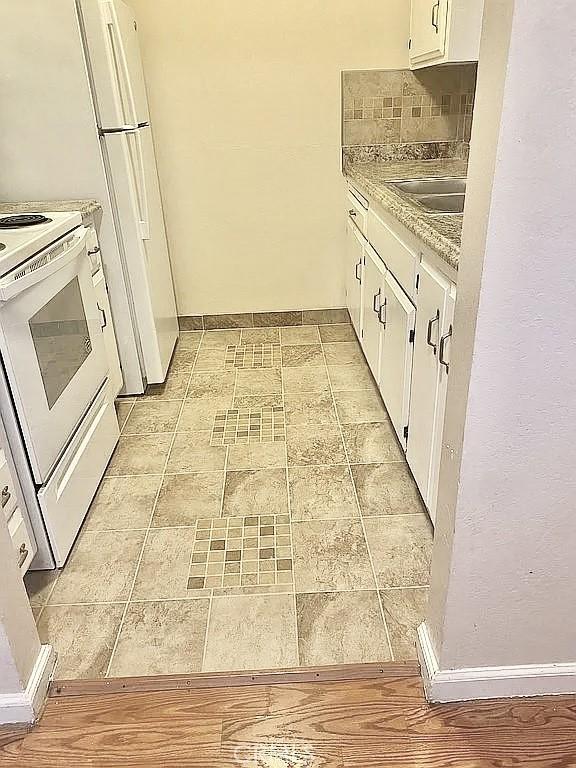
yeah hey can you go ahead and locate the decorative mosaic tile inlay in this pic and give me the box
[187,514,293,591]
[225,344,281,369]
[211,406,285,446]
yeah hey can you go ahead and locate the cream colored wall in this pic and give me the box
[129,0,409,316]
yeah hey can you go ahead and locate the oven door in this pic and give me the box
[0,227,109,483]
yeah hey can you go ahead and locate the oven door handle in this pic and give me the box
[0,228,88,303]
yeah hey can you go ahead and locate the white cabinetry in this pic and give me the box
[380,271,416,447]
[94,268,123,397]
[406,259,455,523]
[410,0,484,69]
[362,245,386,379]
[345,217,365,338]
[0,447,36,574]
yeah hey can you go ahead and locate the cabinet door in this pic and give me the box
[379,271,416,446]
[94,270,123,397]
[410,0,448,64]
[427,284,456,523]
[406,260,452,516]
[361,246,387,380]
[345,219,365,337]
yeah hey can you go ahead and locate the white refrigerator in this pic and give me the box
[0,0,178,392]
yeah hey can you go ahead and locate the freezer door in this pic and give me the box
[79,0,149,129]
[102,128,178,384]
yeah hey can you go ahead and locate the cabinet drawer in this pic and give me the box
[367,209,417,298]
[347,189,368,236]
[0,457,18,523]
[8,507,36,574]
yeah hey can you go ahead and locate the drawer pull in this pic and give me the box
[439,324,453,373]
[378,298,387,327]
[426,310,440,354]
[88,246,101,256]
[1,486,11,508]
[17,543,28,568]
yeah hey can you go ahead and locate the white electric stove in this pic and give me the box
[0,211,119,568]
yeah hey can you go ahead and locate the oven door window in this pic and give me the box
[29,277,92,409]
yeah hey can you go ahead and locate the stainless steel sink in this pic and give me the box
[390,178,466,195]
[415,194,465,214]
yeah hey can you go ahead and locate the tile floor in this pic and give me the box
[25,322,433,679]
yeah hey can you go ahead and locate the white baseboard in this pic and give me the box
[0,644,55,724]
[417,622,576,702]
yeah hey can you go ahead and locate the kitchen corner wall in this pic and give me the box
[128,0,410,316]
[343,64,476,147]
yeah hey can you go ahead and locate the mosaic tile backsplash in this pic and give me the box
[342,64,476,147]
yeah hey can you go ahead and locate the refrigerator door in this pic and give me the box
[80,0,149,129]
[101,127,178,384]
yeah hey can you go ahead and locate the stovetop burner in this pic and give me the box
[0,214,53,229]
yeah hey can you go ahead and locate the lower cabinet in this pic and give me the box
[406,258,455,524]
[345,217,365,338]
[93,267,123,398]
[362,245,386,379]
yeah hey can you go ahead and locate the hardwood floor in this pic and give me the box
[1,669,576,766]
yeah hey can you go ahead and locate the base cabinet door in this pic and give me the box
[406,259,455,524]
[379,271,416,447]
[345,219,365,337]
[361,246,387,379]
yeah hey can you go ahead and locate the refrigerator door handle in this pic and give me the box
[132,130,150,241]
[102,0,138,129]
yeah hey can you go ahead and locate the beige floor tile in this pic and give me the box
[187,370,235,399]
[201,329,241,347]
[342,422,403,463]
[380,587,429,661]
[254,310,302,328]
[178,398,233,431]
[327,363,376,393]
[288,466,358,521]
[38,604,125,679]
[319,324,356,343]
[194,346,227,371]
[297,591,391,665]
[177,331,203,350]
[292,519,375,592]
[233,394,283,409]
[364,515,433,588]
[122,400,181,435]
[281,344,324,367]
[132,527,197,600]
[303,308,349,325]
[166,432,227,473]
[143,368,191,400]
[334,389,388,424]
[152,472,224,526]
[49,531,145,604]
[84,475,162,531]
[240,327,280,344]
[106,433,173,476]
[352,463,425,516]
[284,391,337,426]
[282,366,330,394]
[286,424,346,466]
[203,594,298,672]
[323,341,365,366]
[170,345,197,371]
[108,600,210,677]
[115,400,134,430]
[24,570,59,607]
[222,469,288,517]
[235,368,282,396]
[227,441,286,470]
[280,326,320,345]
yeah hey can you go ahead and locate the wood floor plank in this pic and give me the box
[1,673,575,766]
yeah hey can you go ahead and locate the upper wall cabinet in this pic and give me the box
[409,0,484,69]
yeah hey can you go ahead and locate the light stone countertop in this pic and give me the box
[344,158,468,270]
[0,199,101,226]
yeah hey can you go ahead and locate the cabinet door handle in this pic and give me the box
[1,486,11,508]
[378,298,387,327]
[18,543,28,568]
[439,324,453,373]
[355,260,362,283]
[373,289,381,314]
[348,209,357,218]
[426,310,440,354]
[432,0,440,31]
[98,303,107,329]
[87,246,101,256]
